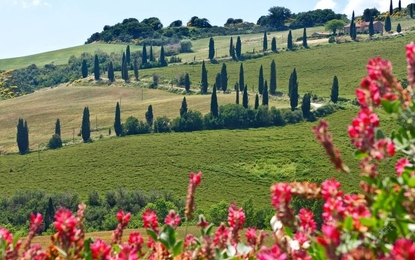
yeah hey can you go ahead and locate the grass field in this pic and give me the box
[0,108,397,212]
[0,84,289,153]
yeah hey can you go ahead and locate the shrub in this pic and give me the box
[253,105,272,128]
[47,134,62,149]
[123,116,150,135]
[328,35,336,43]
[203,113,224,130]
[270,106,285,126]
[313,104,340,118]
[171,110,203,132]
[280,108,304,124]
[153,116,171,133]
[218,104,249,129]
[179,40,193,53]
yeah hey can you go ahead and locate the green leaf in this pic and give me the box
[360,217,376,227]
[205,224,214,236]
[83,238,93,260]
[382,99,401,114]
[284,226,294,238]
[408,177,415,187]
[375,128,385,140]
[112,244,121,254]
[344,216,353,231]
[146,229,158,242]
[354,150,368,160]
[173,241,184,257]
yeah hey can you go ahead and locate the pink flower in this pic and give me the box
[21,244,46,260]
[185,171,202,220]
[228,203,245,230]
[197,215,209,229]
[118,243,138,260]
[321,179,342,200]
[271,183,292,209]
[245,228,257,247]
[257,245,287,260]
[116,210,131,228]
[390,239,415,260]
[128,232,144,252]
[396,158,411,176]
[372,139,395,160]
[406,42,415,85]
[190,171,202,186]
[213,223,229,249]
[316,225,341,248]
[164,210,181,228]
[142,209,158,231]
[348,108,379,152]
[54,208,77,233]
[0,227,13,246]
[90,239,111,260]
[298,209,316,234]
[184,234,197,249]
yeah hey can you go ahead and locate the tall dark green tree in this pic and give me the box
[210,85,218,117]
[410,3,414,18]
[94,55,100,80]
[81,60,88,78]
[55,119,61,136]
[258,65,264,95]
[270,60,277,95]
[301,93,311,118]
[44,197,55,232]
[220,63,228,93]
[369,16,375,36]
[239,63,244,92]
[122,59,128,82]
[215,73,222,91]
[397,23,402,33]
[114,102,122,136]
[180,97,188,116]
[142,43,148,64]
[262,81,269,106]
[235,36,242,59]
[121,52,126,79]
[229,37,236,60]
[159,46,167,66]
[184,73,190,93]
[254,94,259,109]
[271,37,277,52]
[385,15,392,32]
[145,105,154,127]
[16,118,29,154]
[208,37,215,60]
[289,69,299,111]
[287,30,293,50]
[263,31,268,51]
[350,11,356,40]
[108,61,115,82]
[133,59,139,81]
[149,46,155,62]
[331,75,339,103]
[242,85,248,108]
[302,27,308,48]
[235,83,240,104]
[398,0,401,11]
[81,107,90,142]
[390,0,394,15]
[126,45,131,64]
[201,61,208,94]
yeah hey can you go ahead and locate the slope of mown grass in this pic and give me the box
[0,85,288,153]
[0,109,396,211]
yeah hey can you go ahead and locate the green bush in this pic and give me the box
[280,109,304,124]
[218,104,250,129]
[203,113,224,130]
[253,106,272,128]
[171,110,204,132]
[47,134,62,149]
[270,106,286,126]
[153,116,171,133]
[313,104,340,118]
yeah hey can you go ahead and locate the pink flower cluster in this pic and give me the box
[185,171,202,221]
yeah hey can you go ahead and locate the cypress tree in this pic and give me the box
[239,63,244,92]
[397,23,402,33]
[369,16,375,36]
[114,102,122,136]
[81,107,90,142]
[258,65,264,95]
[149,45,155,62]
[16,118,29,154]
[184,73,190,93]
[242,84,248,108]
[263,31,268,51]
[180,97,188,116]
[94,55,100,80]
[236,36,242,59]
[121,52,126,79]
[410,3,414,18]
[262,81,269,106]
[220,63,228,93]
[302,27,308,48]
[55,119,61,136]
[81,60,88,78]
[208,37,215,60]
[201,61,208,94]
[133,59,139,81]
[301,93,311,118]
[235,83,239,104]
[108,61,115,82]
[390,0,393,15]
[229,37,234,57]
[122,59,128,82]
[271,37,277,52]
[145,105,154,127]
[142,43,148,65]
[398,0,401,11]
[287,30,293,50]
[385,15,392,32]
[215,73,222,91]
[160,46,167,66]
[289,69,299,111]
[126,45,131,64]
[269,60,277,95]
[210,85,218,117]
[331,75,339,103]
[350,11,356,40]
[254,94,259,109]
[44,197,55,232]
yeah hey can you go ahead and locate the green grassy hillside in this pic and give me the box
[0,109,396,210]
